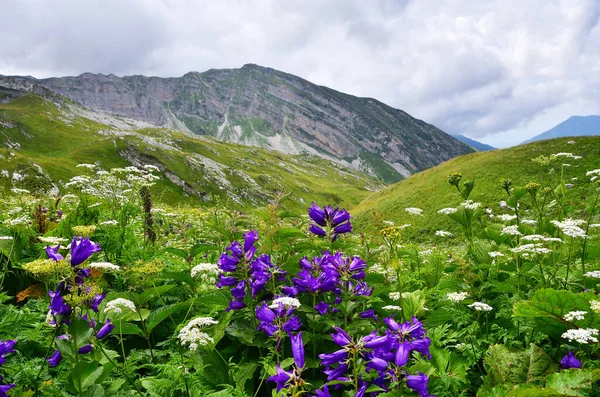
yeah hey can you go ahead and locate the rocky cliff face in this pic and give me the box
[6,64,474,182]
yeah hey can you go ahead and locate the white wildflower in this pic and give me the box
[104,298,136,314]
[501,225,522,236]
[586,169,600,176]
[522,235,562,243]
[468,302,493,311]
[551,153,580,159]
[497,214,517,222]
[435,230,452,237]
[521,219,537,225]
[191,263,219,278]
[382,220,395,226]
[551,219,587,239]
[178,317,218,351]
[90,262,121,272]
[269,297,301,309]
[389,292,401,301]
[76,163,96,169]
[564,311,587,321]
[511,244,552,256]
[437,207,457,215]
[590,301,600,314]
[584,271,600,278]
[10,188,30,195]
[382,305,403,311]
[561,328,599,344]
[100,220,118,226]
[446,292,469,302]
[405,207,423,216]
[462,200,481,210]
[38,236,68,244]
[0,236,14,241]
[488,251,504,258]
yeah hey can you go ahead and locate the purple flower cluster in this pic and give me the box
[268,332,306,393]
[217,231,290,311]
[308,203,352,241]
[316,317,433,396]
[0,339,16,395]
[256,301,302,347]
[289,252,372,317]
[44,236,114,368]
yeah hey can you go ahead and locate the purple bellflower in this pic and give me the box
[46,245,63,261]
[97,319,115,340]
[308,203,352,241]
[70,237,101,266]
[406,372,433,397]
[47,350,62,367]
[561,351,582,369]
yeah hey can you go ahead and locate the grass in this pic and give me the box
[0,94,382,211]
[352,136,600,235]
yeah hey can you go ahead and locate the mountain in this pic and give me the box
[0,83,382,210]
[351,136,600,234]
[1,64,474,183]
[523,115,600,143]
[451,134,495,151]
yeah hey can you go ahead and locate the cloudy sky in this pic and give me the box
[1,0,599,147]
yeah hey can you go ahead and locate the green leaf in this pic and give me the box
[545,369,600,396]
[507,187,527,208]
[190,243,218,258]
[158,271,195,288]
[68,318,94,348]
[82,384,105,397]
[483,344,555,388]
[146,301,189,333]
[115,322,143,336]
[164,247,189,259]
[138,285,176,304]
[69,361,104,393]
[514,289,600,338]
[274,227,306,241]
[233,361,258,392]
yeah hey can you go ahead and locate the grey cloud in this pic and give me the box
[0,0,599,145]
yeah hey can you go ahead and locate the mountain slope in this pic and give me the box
[451,134,495,151]
[523,115,600,143]
[2,64,474,183]
[352,136,600,234]
[0,87,382,210]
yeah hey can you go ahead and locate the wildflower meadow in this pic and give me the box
[0,152,600,397]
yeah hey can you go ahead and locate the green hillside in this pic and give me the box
[0,94,381,210]
[352,136,600,235]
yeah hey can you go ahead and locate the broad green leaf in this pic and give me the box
[146,301,189,333]
[233,361,258,392]
[514,289,600,338]
[69,361,104,393]
[507,187,527,208]
[158,271,195,288]
[545,369,600,396]
[274,227,306,241]
[82,384,105,397]
[68,318,94,348]
[138,285,176,304]
[164,247,188,259]
[483,344,555,388]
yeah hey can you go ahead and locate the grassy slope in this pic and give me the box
[352,136,600,234]
[0,94,381,210]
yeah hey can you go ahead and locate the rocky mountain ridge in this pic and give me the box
[1,64,474,182]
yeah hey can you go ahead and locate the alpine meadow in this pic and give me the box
[1,2,600,396]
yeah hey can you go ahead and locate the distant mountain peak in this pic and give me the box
[1,65,474,182]
[523,115,600,144]
[451,134,495,151]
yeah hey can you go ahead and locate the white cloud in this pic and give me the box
[0,0,598,146]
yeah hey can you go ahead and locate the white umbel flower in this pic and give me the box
[90,262,121,272]
[468,302,493,311]
[104,298,136,314]
[501,225,522,236]
[389,292,401,301]
[38,236,68,244]
[269,297,301,309]
[488,251,504,258]
[191,263,219,278]
[497,214,517,222]
[551,219,587,239]
[405,207,423,216]
[584,271,600,278]
[435,230,452,237]
[561,328,599,344]
[590,301,600,314]
[437,208,457,215]
[382,305,403,311]
[446,292,468,302]
[564,311,587,321]
[178,317,218,351]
